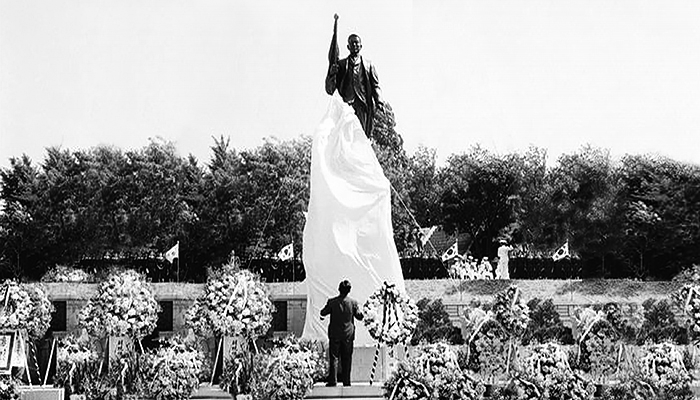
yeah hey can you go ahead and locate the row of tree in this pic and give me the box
[1,108,699,281]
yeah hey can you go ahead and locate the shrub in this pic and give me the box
[638,299,686,344]
[40,265,92,282]
[523,298,574,345]
[594,302,644,344]
[411,298,462,345]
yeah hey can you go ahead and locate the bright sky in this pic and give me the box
[2,1,700,170]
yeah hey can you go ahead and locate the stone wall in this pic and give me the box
[36,279,683,337]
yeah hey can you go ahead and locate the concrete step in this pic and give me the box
[307,382,384,399]
[191,384,232,399]
[191,382,383,400]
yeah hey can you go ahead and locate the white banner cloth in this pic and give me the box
[302,95,406,346]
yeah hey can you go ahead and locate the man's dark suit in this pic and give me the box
[325,56,381,138]
[321,294,364,386]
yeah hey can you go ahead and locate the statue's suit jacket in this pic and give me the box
[325,56,381,136]
[320,294,364,341]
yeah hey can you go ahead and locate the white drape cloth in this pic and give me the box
[302,94,406,346]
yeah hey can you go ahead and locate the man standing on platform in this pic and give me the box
[320,279,364,387]
[325,15,384,138]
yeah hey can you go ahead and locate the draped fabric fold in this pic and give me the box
[302,94,406,346]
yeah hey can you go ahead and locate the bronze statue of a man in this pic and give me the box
[325,18,384,138]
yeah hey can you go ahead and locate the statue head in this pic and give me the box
[338,279,352,296]
[347,34,362,57]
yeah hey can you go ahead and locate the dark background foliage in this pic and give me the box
[2,124,699,281]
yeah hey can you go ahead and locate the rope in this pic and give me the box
[246,164,296,271]
[28,339,41,385]
[388,183,444,263]
[369,343,381,386]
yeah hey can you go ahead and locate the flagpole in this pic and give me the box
[291,239,295,282]
[176,241,180,283]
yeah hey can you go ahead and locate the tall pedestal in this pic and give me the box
[338,345,406,383]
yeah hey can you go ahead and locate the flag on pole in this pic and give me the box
[277,243,294,261]
[165,242,179,263]
[552,241,570,261]
[441,240,459,261]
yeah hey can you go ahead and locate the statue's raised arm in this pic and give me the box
[328,14,339,65]
[325,15,340,96]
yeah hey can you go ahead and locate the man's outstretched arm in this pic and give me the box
[320,301,331,317]
[353,301,364,321]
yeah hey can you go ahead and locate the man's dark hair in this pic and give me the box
[339,280,352,295]
[348,34,361,42]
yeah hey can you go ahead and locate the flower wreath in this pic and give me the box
[249,342,319,400]
[492,286,529,338]
[0,376,20,400]
[0,280,33,332]
[521,342,600,400]
[186,267,274,338]
[674,284,700,339]
[640,342,689,384]
[78,270,160,340]
[24,284,54,340]
[522,342,573,383]
[572,306,620,379]
[362,282,418,347]
[141,339,203,400]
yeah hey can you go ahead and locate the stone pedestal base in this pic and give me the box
[347,345,407,383]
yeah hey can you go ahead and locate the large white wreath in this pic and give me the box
[186,267,274,338]
[362,282,418,346]
[78,270,160,340]
[0,281,33,332]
